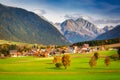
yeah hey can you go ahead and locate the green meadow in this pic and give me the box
[0,50,120,80]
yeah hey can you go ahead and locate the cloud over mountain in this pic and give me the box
[0,0,120,27]
[64,13,120,28]
[34,9,47,16]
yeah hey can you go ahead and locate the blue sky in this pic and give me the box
[0,0,120,28]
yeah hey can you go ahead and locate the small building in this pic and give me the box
[81,44,90,53]
[73,46,78,53]
[10,50,18,57]
[83,44,89,48]
[0,54,5,58]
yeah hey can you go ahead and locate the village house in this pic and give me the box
[0,53,5,58]
[81,44,90,53]
[10,50,18,57]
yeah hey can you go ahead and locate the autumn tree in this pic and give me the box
[117,47,120,58]
[53,56,62,68]
[62,54,71,69]
[89,56,97,68]
[89,52,99,68]
[104,56,110,66]
[53,56,62,64]
[94,52,99,60]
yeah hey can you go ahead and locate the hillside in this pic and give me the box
[95,25,120,40]
[0,4,69,45]
[102,26,114,32]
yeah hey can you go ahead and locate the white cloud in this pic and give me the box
[64,14,93,21]
[64,13,120,28]
[33,9,46,16]
[93,19,120,28]
[94,19,120,24]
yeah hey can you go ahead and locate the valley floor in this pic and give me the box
[0,50,120,80]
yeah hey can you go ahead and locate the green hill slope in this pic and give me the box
[0,4,69,45]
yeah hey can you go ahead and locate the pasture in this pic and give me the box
[0,50,120,80]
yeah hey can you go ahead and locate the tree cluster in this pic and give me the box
[53,54,71,69]
[0,44,17,56]
[73,38,120,46]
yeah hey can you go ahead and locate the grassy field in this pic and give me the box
[0,40,28,45]
[0,50,120,80]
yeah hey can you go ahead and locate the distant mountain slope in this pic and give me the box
[0,4,69,45]
[54,23,62,34]
[60,18,104,43]
[95,25,120,40]
[103,26,114,32]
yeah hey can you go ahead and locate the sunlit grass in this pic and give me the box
[0,50,120,80]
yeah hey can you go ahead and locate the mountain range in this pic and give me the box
[103,26,114,32]
[0,3,120,45]
[95,25,120,40]
[0,3,69,45]
[56,18,104,43]
[55,18,120,43]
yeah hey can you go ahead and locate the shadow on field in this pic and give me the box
[75,67,106,70]
[78,62,89,63]
[46,67,64,70]
[0,68,6,72]
[76,67,90,69]
[46,63,53,64]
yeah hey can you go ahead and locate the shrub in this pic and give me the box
[53,56,62,64]
[110,54,119,61]
[0,44,10,56]
[117,48,120,58]
[104,56,110,66]
[62,54,71,69]
[55,63,62,68]
[89,56,97,68]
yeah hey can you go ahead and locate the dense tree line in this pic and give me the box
[0,44,31,56]
[73,38,120,46]
[0,44,17,56]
